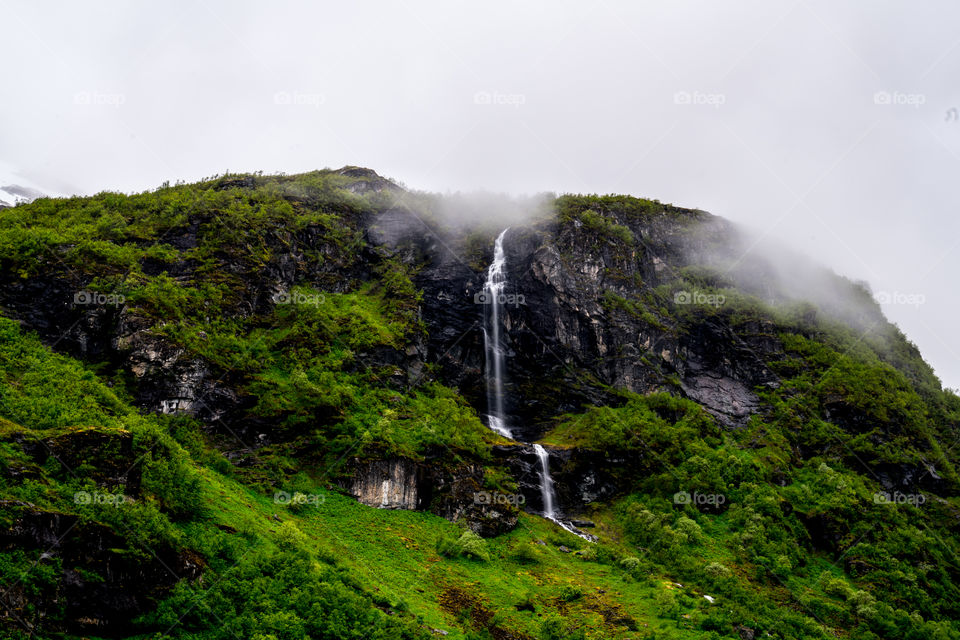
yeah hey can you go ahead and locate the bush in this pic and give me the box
[437,529,490,562]
[539,614,586,640]
[655,588,680,618]
[675,516,703,544]
[515,591,537,612]
[560,585,584,602]
[704,562,732,580]
[509,543,541,565]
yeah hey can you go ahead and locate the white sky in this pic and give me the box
[2,0,959,389]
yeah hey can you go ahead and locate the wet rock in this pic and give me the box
[677,317,780,428]
[343,458,424,510]
[340,457,518,537]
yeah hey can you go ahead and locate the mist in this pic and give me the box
[427,191,556,233]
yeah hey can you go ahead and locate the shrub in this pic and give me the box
[675,516,704,544]
[704,562,732,580]
[539,614,586,640]
[437,529,490,562]
[655,588,680,618]
[560,585,584,602]
[510,543,541,565]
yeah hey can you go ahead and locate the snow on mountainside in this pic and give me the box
[0,165,64,208]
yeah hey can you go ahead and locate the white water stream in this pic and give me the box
[481,229,593,541]
[482,228,512,438]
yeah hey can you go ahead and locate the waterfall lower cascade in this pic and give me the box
[533,444,557,518]
[482,228,512,438]
[533,445,593,541]
[481,228,594,542]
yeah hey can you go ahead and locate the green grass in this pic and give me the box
[190,467,714,639]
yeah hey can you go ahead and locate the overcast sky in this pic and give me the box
[2,0,958,389]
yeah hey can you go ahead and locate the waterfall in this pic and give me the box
[533,444,594,540]
[480,229,594,542]
[533,444,596,542]
[533,444,557,518]
[482,228,512,438]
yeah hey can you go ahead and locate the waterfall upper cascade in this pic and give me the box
[482,228,512,439]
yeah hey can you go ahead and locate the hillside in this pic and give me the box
[0,167,958,640]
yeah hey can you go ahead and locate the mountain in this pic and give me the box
[0,166,60,209]
[0,185,44,209]
[0,167,958,640]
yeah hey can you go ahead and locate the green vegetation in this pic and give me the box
[556,194,688,225]
[540,324,960,639]
[1,170,959,639]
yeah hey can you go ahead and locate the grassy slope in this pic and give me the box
[0,314,714,639]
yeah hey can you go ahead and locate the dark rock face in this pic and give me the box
[19,428,141,493]
[550,447,635,509]
[409,212,785,438]
[874,461,950,495]
[492,445,548,514]
[0,506,203,637]
[676,317,781,427]
[493,445,629,516]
